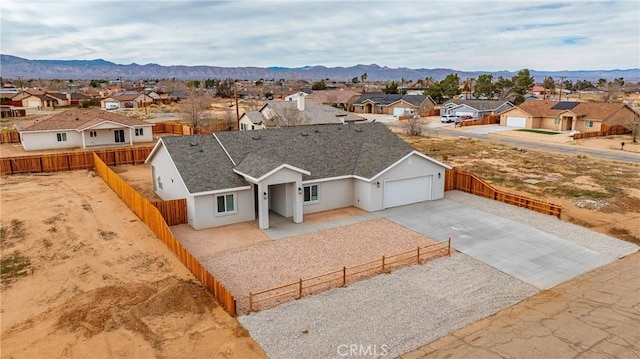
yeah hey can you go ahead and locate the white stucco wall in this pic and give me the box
[269,183,294,217]
[20,131,82,151]
[353,178,379,212]
[149,145,189,201]
[302,178,354,214]
[191,189,255,230]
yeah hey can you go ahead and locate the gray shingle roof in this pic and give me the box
[215,123,413,181]
[243,111,265,124]
[442,99,510,111]
[160,135,248,194]
[354,94,430,107]
[264,100,365,126]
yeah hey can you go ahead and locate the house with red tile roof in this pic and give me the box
[15,109,154,151]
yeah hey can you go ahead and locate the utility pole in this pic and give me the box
[234,81,240,130]
[558,76,565,101]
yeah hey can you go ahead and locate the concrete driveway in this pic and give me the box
[382,199,618,289]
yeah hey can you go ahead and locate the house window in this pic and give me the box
[89,131,97,137]
[240,123,248,131]
[156,176,163,189]
[554,118,560,125]
[585,120,593,128]
[135,128,144,136]
[303,185,318,203]
[216,194,236,214]
[56,133,67,142]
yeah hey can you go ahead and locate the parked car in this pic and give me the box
[457,115,474,121]
[440,114,458,123]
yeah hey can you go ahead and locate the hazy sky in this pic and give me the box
[1,0,638,71]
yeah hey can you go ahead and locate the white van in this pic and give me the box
[105,103,119,110]
[440,114,458,123]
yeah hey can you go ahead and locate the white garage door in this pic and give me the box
[506,116,527,128]
[393,108,411,116]
[27,100,40,108]
[384,176,432,209]
[455,111,474,117]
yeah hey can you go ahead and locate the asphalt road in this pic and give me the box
[422,127,640,164]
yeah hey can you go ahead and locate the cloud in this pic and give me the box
[1,0,638,71]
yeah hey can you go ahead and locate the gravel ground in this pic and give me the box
[444,191,638,258]
[205,219,442,314]
[239,252,539,359]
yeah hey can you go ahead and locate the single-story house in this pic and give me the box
[47,92,71,107]
[14,93,59,108]
[499,100,638,132]
[352,94,437,116]
[100,93,153,109]
[440,99,514,119]
[238,97,366,131]
[145,123,451,230]
[15,109,154,151]
[305,89,361,110]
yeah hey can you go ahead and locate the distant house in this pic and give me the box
[15,109,154,151]
[352,94,436,116]
[100,93,153,109]
[440,99,514,119]
[306,89,362,110]
[499,100,637,132]
[15,93,59,109]
[238,97,366,131]
[145,123,451,230]
[47,92,71,107]
[70,92,92,106]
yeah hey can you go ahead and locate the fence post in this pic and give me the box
[447,237,451,255]
[249,292,253,313]
[416,246,420,264]
[382,255,386,272]
[342,266,346,287]
[298,278,303,299]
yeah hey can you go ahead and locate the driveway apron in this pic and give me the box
[384,200,614,289]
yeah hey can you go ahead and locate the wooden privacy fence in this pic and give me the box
[92,153,236,316]
[0,146,154,175]
[248,238,451,313]
[151,199,188,226]
[0,130,21,144]
[573,125,630,139]
[458,114,501,127]
[152,121,228,135]
[445,168,561,218]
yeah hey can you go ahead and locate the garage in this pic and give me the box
[384,175,432,209]
[506,116,527,128]
[393,108,412,117]
[454,111,474,117]
[27,100,40,108]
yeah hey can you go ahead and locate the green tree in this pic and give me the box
[360,73,368,82]
[312,81,326,90]
[204,78,216,88]
[382,81,399,94]
[562,80,573,91]
[473,74,493,99]
[351,77,359,84]
[494,76,514,101]
[424,83,444,103]
[512,69,535,96]
[440,74,462,99]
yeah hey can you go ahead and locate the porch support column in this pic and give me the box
[81,131,86,149]
[129,128,133,146]
[257,183,269,229]
[293,180,303,224]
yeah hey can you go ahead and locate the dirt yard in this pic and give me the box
[405,136,640,244]
[0,171,265,359]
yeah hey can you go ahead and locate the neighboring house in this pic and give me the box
[47,92,71,107]
[169,90,187,102]
[100,93,153,109]
[352,94,437,116]
[15,109,154,151]
[306,89,361,110]
[12,91,59,108]
[499,100,638,132]
[70,92,92,106]
[145,123,451,230]
[238,97,366,131]
[440,99,514,119]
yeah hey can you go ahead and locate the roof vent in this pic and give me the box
[355,128,363,133]
[301,133,309,137]
[75,117,79,121]
[252,136,261,140]
[190,142,198,146]
[199,149,204,153]
[314,129,320,133]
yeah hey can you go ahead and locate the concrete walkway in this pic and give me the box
[402,252,640,359]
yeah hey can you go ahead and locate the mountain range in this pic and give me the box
[1,54,638,82]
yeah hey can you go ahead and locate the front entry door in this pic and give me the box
[114,129,125,143]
